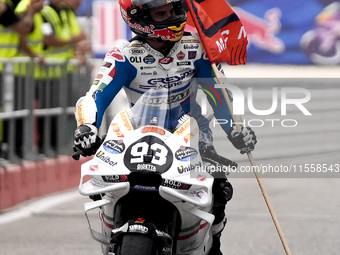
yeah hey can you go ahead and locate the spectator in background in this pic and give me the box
[18,0,45,65]
[63,0,91,64]
[39,0,90,151]
[16,0,46,154]
[0,0,39,57]
[0,0,42,159]
[40,0,90,104]
[41,0,89,62]
[0,0,40,72]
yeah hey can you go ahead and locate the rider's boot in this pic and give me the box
[209,204,227,255]
[209,178,233,255]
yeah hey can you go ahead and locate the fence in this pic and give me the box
[0,57,93,166]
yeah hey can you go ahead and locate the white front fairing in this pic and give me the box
[79,110,214,254]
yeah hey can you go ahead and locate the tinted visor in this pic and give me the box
[132,0,183,9]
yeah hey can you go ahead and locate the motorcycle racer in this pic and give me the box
[73,0,257,254]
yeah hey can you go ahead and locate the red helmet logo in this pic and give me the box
[149,22,186,42]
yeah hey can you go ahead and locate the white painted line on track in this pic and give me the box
[0,189,80,225]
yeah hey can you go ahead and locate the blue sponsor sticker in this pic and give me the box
[175,146,198,161]
[103,140,125,154]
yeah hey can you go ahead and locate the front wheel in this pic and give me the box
[117,234,157,255]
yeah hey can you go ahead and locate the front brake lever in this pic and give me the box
[72,147,82,160]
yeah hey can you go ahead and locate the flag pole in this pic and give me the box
[211,63,292,255]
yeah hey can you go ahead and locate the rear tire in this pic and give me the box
[118,234,156,255]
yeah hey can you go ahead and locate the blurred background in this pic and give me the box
[0,1,339,254]
[81,0,340,64]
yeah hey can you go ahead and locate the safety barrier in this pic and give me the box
[0,57,92,164]
[0,57,93,210]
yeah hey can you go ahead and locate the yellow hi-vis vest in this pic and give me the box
[65,8,82,74]
[0,0,20,55]
[0,26,19,58]
[67,9,81,59]
[41,5,72,60]
[15,12,45,79]
[41,5,73,77]
[25,13,44,56]
[0,0,22,58]
[0,0,29,70]
[0,9,19,70]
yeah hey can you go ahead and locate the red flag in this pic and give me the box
[184,0,248,65]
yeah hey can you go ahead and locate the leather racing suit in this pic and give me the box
[75,32,233,140]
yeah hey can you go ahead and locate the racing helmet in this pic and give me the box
[119,0,187,42]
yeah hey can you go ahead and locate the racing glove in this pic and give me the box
[74,124,100,156]
[227,126,257,154]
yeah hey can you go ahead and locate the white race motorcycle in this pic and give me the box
[74,88,237,255]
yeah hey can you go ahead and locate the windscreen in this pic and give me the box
[129,88,186,133]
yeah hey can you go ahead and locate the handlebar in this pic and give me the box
[72,149,82,160]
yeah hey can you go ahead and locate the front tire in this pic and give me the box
[118,234,156,255]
